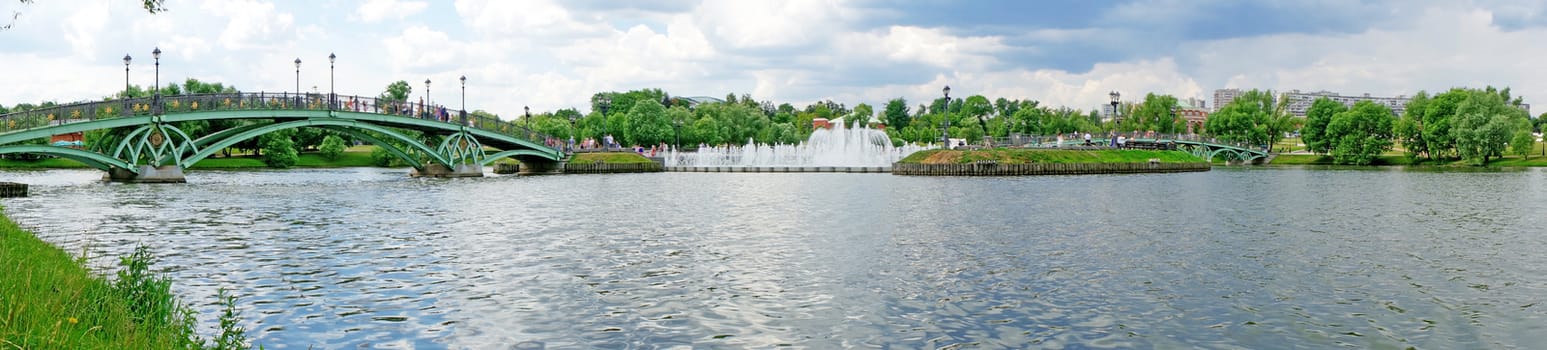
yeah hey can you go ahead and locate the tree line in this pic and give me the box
[1300,86,1535,165]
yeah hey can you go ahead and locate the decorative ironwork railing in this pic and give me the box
[0,92,558,149]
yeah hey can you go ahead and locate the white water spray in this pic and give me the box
[664,119,934,167]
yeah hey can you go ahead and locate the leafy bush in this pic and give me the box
[319,135,346,161]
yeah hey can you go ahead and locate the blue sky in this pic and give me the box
[3,0,1546,118]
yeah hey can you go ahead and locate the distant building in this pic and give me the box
[1212,88,1243,113]
[1280,90,1410,117]
[1212,88,1413,118]
[1177,99,1209,134]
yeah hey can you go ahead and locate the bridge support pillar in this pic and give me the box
[104,165,187,183]
[517,160,565,175]
[410,163,484,178]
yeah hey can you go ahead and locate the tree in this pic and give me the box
[380,81,412,103]
[318,135,346,161]
[961,95,993,137]
[851,103,874,127]
[1451,89,1529,165]
[1422,89,1467,159]
[1301,97,1346,155]
[883,98,911,130]
[623,98,671,146]
[1325,101,1395,165]
[260,129,298,168]
[1394,92,1430,159]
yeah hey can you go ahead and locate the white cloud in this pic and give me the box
[353,0,428,23]
[692,0,857,50]
[835,26,1008,70]
[200,0,295,50]
[454,0,605,39]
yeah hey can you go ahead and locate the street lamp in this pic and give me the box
[328,52,336,110]
[122,54,131,98]
[524,106,531,129]
[152,47,160,95]
[942,85,951,149]
[294,58,302,108]
[152,47,161,115]
[568,112,579,152]
[1109,91,1121,130]
[459,75,467,118]
[424,78,431,111]
[599,95,612,148]
[673,117,682,149]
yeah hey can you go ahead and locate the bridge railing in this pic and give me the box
[0,93,557,150]
[990,133,1266,152]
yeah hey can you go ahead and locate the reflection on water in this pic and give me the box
[3,167,1547,348]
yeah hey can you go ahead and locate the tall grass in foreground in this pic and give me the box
[1,213,251,349]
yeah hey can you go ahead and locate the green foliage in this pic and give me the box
[1451,88,1530,165]
[883,98,911,130]
[571,152,655,164]
[1325,101,1395,165]
[318,134,346,160]
[1127,93,1182,133]
[1422,89,1467,159]
[1395,92,1430,159]
[898,149,1203,164]
[380,80,412,103]
[623,98,671,146]
[1301,97,1345,155]
[259,129,298,168]
[1205,89,1293,150]
[851,103,875,127]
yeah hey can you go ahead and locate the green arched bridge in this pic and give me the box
[1041,135,1270,163]
[0,93,564,182]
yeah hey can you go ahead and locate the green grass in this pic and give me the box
[1268,154,1413,166]
[0,158,93,169]
[571,152,655,164]
[1,213,199,349]
[898,149,1205,165]
[1,211,253,349]
[190,151,376,169]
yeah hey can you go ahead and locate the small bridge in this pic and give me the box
[1126,138,1270,164]
[0,93,565,182]
[1029,135,1271,164]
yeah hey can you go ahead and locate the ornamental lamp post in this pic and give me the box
[152,47,160,95]
[1109,91,1121,130]
[328,53,336,110]
[425,78,431,109]
[460,75,467,117]
[294,58,302,108]
[152,47,161,114]
[524,106,531,129]
[599,96,612,148]
[673,117,682,149]
[122,54,131,98]
[568,112,579,152]
[942,85,951,149]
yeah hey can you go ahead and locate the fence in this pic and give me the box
[892,161,1210,176]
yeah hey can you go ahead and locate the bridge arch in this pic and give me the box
[0,145,135,172]
[182,118,454,169]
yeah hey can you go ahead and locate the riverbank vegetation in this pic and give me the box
[570,152,655,164]
[7,79,1545,168]
[0,212,250,349]
[898,149,1203,165]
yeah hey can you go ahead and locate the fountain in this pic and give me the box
[663,119,934,172]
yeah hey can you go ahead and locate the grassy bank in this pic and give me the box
[899,149,1205,165]
[1271,154,1547,167]
[1,212,249,349]
[0,149,378,170]
[571,152,656,164]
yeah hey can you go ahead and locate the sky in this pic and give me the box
[3,0,1547,119]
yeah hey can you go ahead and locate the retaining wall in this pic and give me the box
[892,162,1210,176]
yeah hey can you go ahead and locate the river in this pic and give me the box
[3,167,1546,348]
